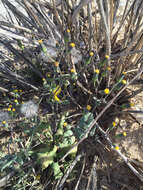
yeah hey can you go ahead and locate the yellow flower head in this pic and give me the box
[70,68,76,73]
[123,132,127,137]
[2,120,6,124]
[107,66,111,71]
[105,55,109,59]
[14,99,18,103]
[54,95,60,102]
[104,88,110,94]
[8,108,11,111]
[66,29,70,33]
[130,102,134,107]
[53,86,61,96]
[19,89,23,92]
[42,78,46,82]
[86,105,92,111]
[54,61,59,67]
[122,71,127,75]
[9,105,12,108]
[94,69,100,74]
[13,89,18,93]
[112,121,116,127]
[12,108,16,112]
[63,122,68,127]
[70,42,75,48]
[115,146,119,150]
[89,52,94,57]
[122,80,127,85]
[38,39,43,44]
[47,73,51,77]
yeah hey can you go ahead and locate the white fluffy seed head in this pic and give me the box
[0,111,9,123]
[39,38,58,62]
[20,100,38,118]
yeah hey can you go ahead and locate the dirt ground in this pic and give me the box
[115,84,143,161]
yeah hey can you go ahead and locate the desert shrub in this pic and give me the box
[0,0,143,189]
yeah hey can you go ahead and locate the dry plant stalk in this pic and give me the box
[61,61,143,182]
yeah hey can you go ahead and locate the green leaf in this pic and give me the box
[41,45,47,53]
[80,112,93,125]
[63,130,73,137]
[56,128,64,136]
[52,162,63,179]
[56,115,66,136]
[85,57,91,65]
[37,145,58,170]
[59,135,76,149]
[75,112,96,139]
[64,36,69,44]
[68,144,78,158]
[101,71,106,77]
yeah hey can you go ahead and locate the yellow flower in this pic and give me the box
[107,66,111,71]
[123,132,127,137]
[105,55,109,59]
[2,121,6,124]
[53,86,61,102]
[130,102,134,107]
[122,71,127,75]
[115,146,119,150]
[53,86,61,96]
[8,108,11,111]
[54,95,60,102]
[38,39,43,44]
[122,80,127,85]
[13,89,18,93]
[70,43,75,48]
[63,122,68,127]
[42,78,46,82]
[47,73,51,77]
[12,108,16,112]
[86,105,92,111]
[19,89,22,92]
[66,29,70,33]
[14,99,18,103]
[89,52,94,56]
[70,68,76,73]
[104,88,110,94]
[54,61,59,67]
[94,69,100,74]
[9,105,12,108]
[112,121,116,127]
